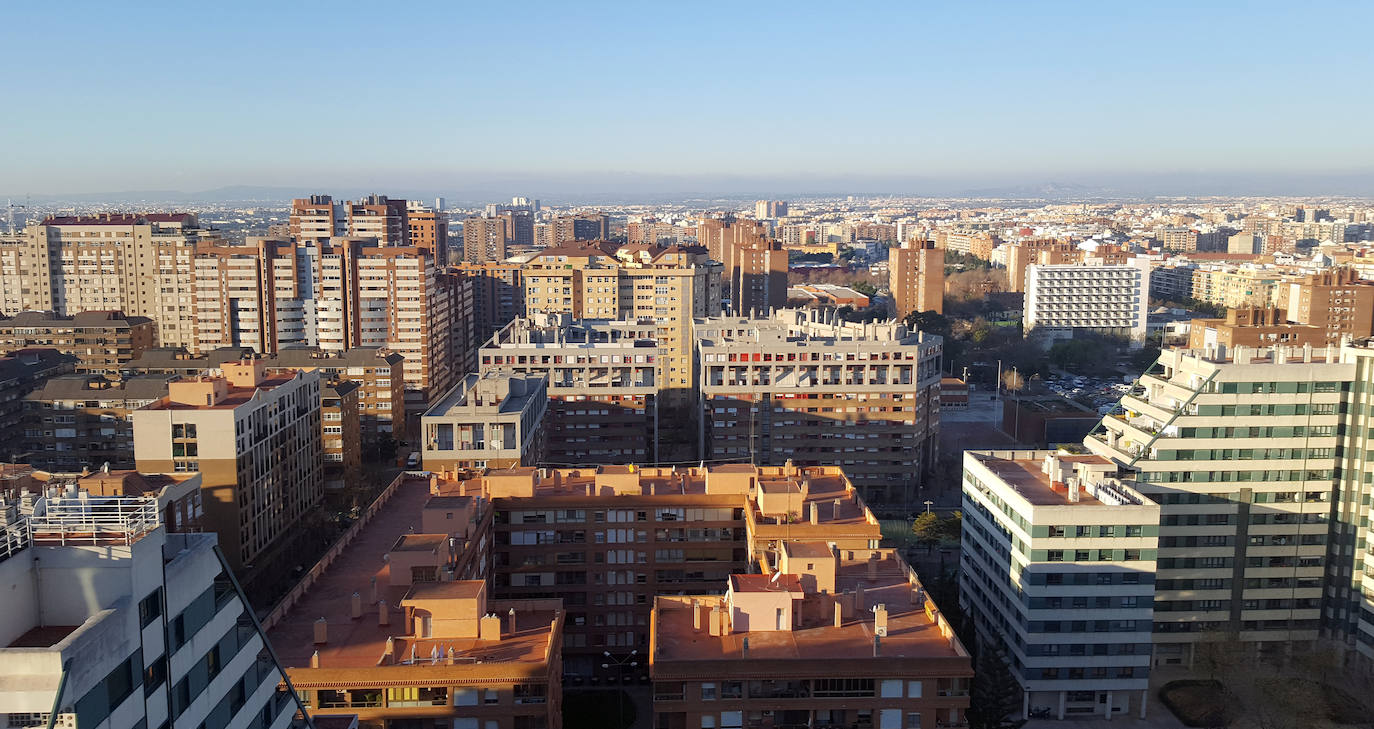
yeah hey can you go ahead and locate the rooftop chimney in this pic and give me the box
[834,601,843,628]
[1067,477,1081,503]
[479,613,502,641]
[692,600,702,631]
[370,576,379,603]
[378,600,390,626]
[873,603,889,637]
[856,582,866,610]
[742,637,750,657]
[310,650,320,668]
[709,605,723,636]
[868,552,880,579]
[809,502,819,525]
[313,617,328,644]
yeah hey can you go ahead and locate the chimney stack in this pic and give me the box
[692,600,702,631]
[351,591,363,619]
[1067,477,1081,503]
[378,600,390,626]
[834,600,843,628]
[709,605,723,636]
[313,617,328,644]
[310,650,320,668]
[874,603,889,636]
[742,636,750,657]
[809,501,819,525]
[868,552,879,579]
[370,576,378,603]
[856,582,866,610]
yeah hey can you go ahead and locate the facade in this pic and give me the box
[888,239,944,317]
[20,373,178,472]
[693,309,943,509]
[961,450,1160,719]
[729,238,788,317]
[0,483,301,729]
[1187,306,1330,350]
[935,230,997,260]
[0,310,156,373]
[1025,260,1150,344]
[266,476,564,729]
[421,372,549,472]
[1281,267,1374,341]
[3,214,211,348]
[463,216,510,264]
[753,200,788,219]
[133,360,324,571]
[519,242,722,412]
[441,461,886,677]
[651,548,972,729]
[192,238,453,422]
[452,260,524,348]
[321,380,363,494]
[1085,344,1348,663]
[479,316,659,464]
[0,349,77,458]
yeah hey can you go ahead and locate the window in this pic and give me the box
[701,683,716,701]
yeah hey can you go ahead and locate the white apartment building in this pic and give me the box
[1025,259,1150,344]
[961,450,1159,721]
[0,484,303,729]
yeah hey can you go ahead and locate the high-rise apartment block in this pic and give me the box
[550,212,610,245]
[693,310,943,508]
[0,480,301,729]
[452,260,524,346]
[1,214,211,348]
[133,360,323,572]
[935,229,997,260]
[1158,226,1199,253]
[0,310,156,373]
[1281,267,1374,341]
[1025,260,1150,344]
[888,239,944,317]
[695,217,785,315]
[462,215,509,264]
[753,199,788,219]
[193,237,454,421]
[519,242,722,410]
[961,450,1160,719]
[479,316,659,464]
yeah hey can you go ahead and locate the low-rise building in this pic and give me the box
[0,310,156,373]
[421,372,548,472]
[0,349,77,457]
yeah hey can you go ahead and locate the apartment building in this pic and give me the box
[463,216,511,263]
[20,373,178,472]
[1187,306,1330,350]
[0,482,302,729]
[3,214,211,348]
[1331,341,1374,666]
[452,259,524,347]
[935,230,997,260]
[1281,267,1374,340]
[132,359,323,572]
[651,548,972,729]
[1025,260,1150,344]
[549,212,610,245]
[0,349,77,457]
[961,450,1160,720]
[693,309,943,509]
[265,475,564,729]
[321,380,362,494]
[1159,226,1199,253]
[0,310,155,373]
[519,242,722,412]
[439,461,885,677]
[888,239,944,317]
[421,372,549,472]
[753,200,788,219]
[1084,344,1349,663]
[193,237,453,421]
[479,316,660,464]
[1005,240,1080,293]
[729,238,788,317]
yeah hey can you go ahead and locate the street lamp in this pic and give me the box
[601,649,638,729]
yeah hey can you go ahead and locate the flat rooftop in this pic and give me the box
[267,476,556,671]
[968,453,1104,507]
[656,557,962,663]
[141,375,297,410]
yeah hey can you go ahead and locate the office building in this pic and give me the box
[480,316,659,464]
[961,450,1159,719]
[0,480,301,729]
[693,309,943,509]
[3,214,211,349]
[888,239,944,317]
[651,547,972,729]
[1024,260,1150,344]
[421,372,549,472]
[133,360,323,572]
[20,373,178,472]
[0,310,156,373]
[0,349,77,459]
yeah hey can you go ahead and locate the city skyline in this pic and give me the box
[6,2,1374,196]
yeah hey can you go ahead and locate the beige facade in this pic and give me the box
[888,239,944,317]
[421,372,549,472]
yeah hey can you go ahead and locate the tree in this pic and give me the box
[912,512,941,543]
[938,511,962,543]
[904,310,951,338]
[1001,369,1025,395]
[967,649,1022,729]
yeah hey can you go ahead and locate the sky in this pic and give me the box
[4,1,1374,198]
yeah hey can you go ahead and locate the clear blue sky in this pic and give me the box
[5,1,1374,195]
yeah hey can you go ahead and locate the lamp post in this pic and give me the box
[601,649,638,729]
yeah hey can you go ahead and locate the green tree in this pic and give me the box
[904,310,951,338]
[851,280,878,296]
[938,511,962,543]
[912,512,941,543]
[967,649,1022,729]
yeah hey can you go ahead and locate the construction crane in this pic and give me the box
[5,197,28,234]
